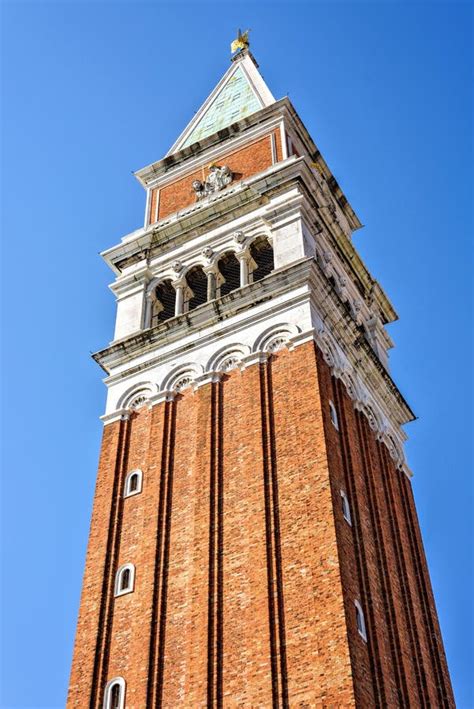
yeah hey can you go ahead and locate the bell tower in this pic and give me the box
[68,38,454,708]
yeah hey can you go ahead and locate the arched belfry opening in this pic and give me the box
[250,237,274,282]
[217,252,240,297]
[151,280,176,326]
[186,266,208,311]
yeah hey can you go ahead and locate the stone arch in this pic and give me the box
[253,323,300,354]
[383,432,404,468]
[117,382,156,411]
[160,363,203,394]
[363,400,384,433]
[217,251,240,297]
[145,277,177,327]
[341,369,366,408]
[206,343,251,373]
[249,235,274,282]
[316,330,345,375]
[185,265,208,311]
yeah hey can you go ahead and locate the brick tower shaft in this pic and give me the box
[68,43,454,708]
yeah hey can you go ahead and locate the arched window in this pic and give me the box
[250,237,274,282]
[217,252,240,297]
[355,600,367,641]
[151,280,176,326]
[124,469,143,498]
[340,490,352,525]
[114,563,135,597]
[329,400,339,430]
[186,266,208,311]
[103,677,125,709]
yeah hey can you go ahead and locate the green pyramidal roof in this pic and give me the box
[181,66,263,149]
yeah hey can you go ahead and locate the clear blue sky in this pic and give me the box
[1,1,472,707]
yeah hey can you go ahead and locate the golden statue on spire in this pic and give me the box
[231,28,250,54]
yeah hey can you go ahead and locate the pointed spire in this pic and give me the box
[167,39,275,156]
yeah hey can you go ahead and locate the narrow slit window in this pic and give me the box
[124,469,143,498]
[103,677,125,709]
[340,490,352,525]
[355,600,367,642]
[329,400,339,430]
[120,568,130,591]
[114,564,135,597]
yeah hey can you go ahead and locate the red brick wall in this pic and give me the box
[148,188,158,226]
[69,341,454,707]
[67,418,125,707]
[315,347,455,708]
[154,131,278,222]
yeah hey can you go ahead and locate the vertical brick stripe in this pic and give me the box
[216,382,225,706]
[266,361,289,708]
[207,381,225,707]
[259,360,289,708]
[207,383,217,708]
[155,400,177,707]
[90,416,131,709]
[145,400,176,708]
[68,421,122,706]
[356,411,407,706]
[145,401,169,707]
[378,442,426,707]
[332,379,382,707]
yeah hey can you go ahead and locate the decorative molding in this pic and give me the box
[116,382,155,411]
[100,317,411,477]
[206,343,250,373]
[313,322,411,477]
[252,322,300,353]
[148,391,175,407]
[100,409,131,426]
[160,363,203,394]
[193,372,223,389]
[201,246,214,261]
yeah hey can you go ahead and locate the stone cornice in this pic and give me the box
[134,100,289,185]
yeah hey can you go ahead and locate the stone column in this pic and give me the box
[173,280,185,316]
[236,250,250,288]
[204,264,218,301]
[207,271,217,300]
[144,291,154,328]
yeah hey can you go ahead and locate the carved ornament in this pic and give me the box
[193,164,233,201]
